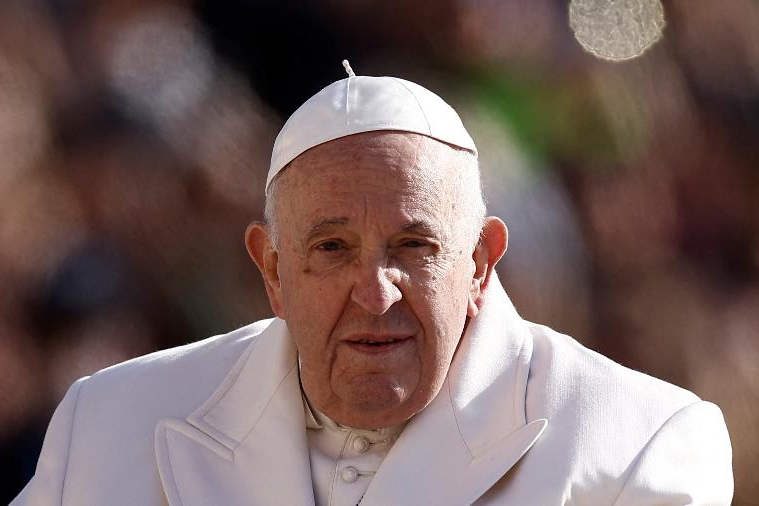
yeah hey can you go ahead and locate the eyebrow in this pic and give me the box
[303,217,441,243]
[305,217,350,242]
[401,220,440,237]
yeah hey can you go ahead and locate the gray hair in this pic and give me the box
[264,151,486,251]
[263,174,283,249]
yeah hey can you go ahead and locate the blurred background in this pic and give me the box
[0,0,757,503]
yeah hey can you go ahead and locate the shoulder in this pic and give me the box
[73,318,276,422]
[526,322,699,419]
[12,319,279,505]
[520,322,732,503]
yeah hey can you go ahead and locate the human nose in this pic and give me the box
[350,259,402,315]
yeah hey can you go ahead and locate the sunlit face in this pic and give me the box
[249,132,499,429]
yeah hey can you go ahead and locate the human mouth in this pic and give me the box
[343,335,413,354]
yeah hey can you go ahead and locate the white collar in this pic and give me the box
[300,381,406,442]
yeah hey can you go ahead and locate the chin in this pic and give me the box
[336,405,416,431]
[332,375,419,428]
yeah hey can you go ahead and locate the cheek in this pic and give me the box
[278,261,352,363]
[412,261,473,360]
[423,258,474,313]
[280,253,341,317]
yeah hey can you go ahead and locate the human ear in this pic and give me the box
[245,222,285,318]
[467,217,508,317]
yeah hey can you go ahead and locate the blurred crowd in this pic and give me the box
[0,0,757,503]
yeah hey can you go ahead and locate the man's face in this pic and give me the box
[258,132,484,429]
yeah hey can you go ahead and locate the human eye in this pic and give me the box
[315,240,344,252]
[307,238,353,273]
[393,236,438,257]
[401,239,427,248]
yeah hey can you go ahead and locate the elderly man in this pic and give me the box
[14,65,732,505]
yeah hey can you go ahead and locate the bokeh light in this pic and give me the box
[569,0,666,61]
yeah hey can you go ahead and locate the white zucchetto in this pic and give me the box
[266,61,477,195]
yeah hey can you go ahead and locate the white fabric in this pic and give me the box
[303,397,404,506]
[12,275,733,505]
[267,75,477,194]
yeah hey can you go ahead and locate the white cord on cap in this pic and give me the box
[342,59,356,77]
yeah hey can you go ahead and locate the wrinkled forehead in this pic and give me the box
[270,132,472,234]
[275,131,467,198]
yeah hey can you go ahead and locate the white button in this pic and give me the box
[341,466,359,483]
[352,436,370,453]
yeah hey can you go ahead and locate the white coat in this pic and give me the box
[13,277,733,505]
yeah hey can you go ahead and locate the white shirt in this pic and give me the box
[302,393,405,506]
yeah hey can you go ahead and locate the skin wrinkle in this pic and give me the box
[265,135,485,249]
[247,131,506,429]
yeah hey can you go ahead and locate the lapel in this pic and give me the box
[154,319,315,506]
[153,275,546,506]
[361,275,547,505]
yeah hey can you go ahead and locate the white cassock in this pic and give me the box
[12,275,733,505]
[303,394,405,506]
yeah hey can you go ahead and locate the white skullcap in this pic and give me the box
[266,63,477,195]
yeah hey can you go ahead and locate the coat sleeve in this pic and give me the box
[612,400,733,506]
[11,377,88,506]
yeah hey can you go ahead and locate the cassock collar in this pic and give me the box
[155,273,546,506]
[300,383,406,443]
[179,273,537,456]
